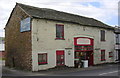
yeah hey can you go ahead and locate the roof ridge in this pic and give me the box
[15,3,113,29]
[16,3,93,19]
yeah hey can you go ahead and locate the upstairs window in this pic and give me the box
[116,34,120,44]
[56,24,64,40]
[38,53,47,65]
[100,30,105,41]
[101,50,106,61]
[20,17,31,32]
[109,52,113,58]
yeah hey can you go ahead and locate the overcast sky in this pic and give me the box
[0,0,119,37]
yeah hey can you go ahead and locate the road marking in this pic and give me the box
[99,70,119,76]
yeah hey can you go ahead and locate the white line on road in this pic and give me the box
[99,70,119,76]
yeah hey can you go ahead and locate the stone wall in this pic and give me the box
[5,5,32,70]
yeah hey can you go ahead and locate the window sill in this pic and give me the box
[101,40,106,42]
[101,59,106,61]
[38,62,48,65]
[57,64,65,66]
[55,38,65,40]
[109,56,113,58]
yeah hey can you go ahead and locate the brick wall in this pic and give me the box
[5,5,32,70]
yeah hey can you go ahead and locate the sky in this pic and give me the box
[0,0,119,37]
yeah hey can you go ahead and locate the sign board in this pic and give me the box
[77,38,90,45]
[20,17,31,32]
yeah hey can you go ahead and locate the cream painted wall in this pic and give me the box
[31,18,115,71]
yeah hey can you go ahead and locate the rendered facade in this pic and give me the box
[5,3,115,71]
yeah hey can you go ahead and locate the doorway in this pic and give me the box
[74,51,93,66]
[74,37,94,67]
[56,50,65,66]
[86,51,93,66]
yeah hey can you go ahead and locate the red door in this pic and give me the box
[56,50,65,66]
[86,51,93,66]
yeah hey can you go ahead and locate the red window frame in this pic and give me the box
[101,50,106,61]
[56,24,64,40]
[109,52,113,58]
[100,30,106,41]
[38,53,47,65]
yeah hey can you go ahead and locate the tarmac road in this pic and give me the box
[1,60,120,78]
[53,64,119,76]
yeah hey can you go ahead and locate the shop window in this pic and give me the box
[109,52,113,58]
[100,30,105,41]
[38,53,47,65]
[56,24,64,40]
[101,50,106,61]
[20,17,31,32]
[75,52,80,59]
[75,45,93,51]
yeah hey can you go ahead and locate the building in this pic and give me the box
[0,37,5,59]
[114,26,120,62]
[5,3,115,71]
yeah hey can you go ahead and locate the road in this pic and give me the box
[1,60,120,77]
[53,64,119,76]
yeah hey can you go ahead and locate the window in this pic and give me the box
[20,17,31,32]
[75,52,80,59]
[100,30,105,41]
[101,50,105,61]
[116,34,120,44]
[75,45,93,51]
[109,52,113,58]
[56,24,64,39]
[38,53,47,65]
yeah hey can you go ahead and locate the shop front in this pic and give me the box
[74,37,94,67]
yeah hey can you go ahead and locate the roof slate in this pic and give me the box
[17,3,114,30]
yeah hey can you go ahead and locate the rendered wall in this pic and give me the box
[32,18,115,71]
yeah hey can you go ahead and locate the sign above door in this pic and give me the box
[77,38,90,45]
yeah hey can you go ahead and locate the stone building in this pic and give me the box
[5,3,115,71]
[0,37,5,58]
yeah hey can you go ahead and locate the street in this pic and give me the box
[1,60,119,77]
[53,64,119,76]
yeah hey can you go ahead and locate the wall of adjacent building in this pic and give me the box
[31,18,115,71]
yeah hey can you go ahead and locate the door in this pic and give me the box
[56,50,65,66]
[86,51,93,66]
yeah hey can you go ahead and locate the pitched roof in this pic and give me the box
[115,27,120,33]
[17,3,114,30]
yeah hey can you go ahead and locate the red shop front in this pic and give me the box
[74,37,94,67]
